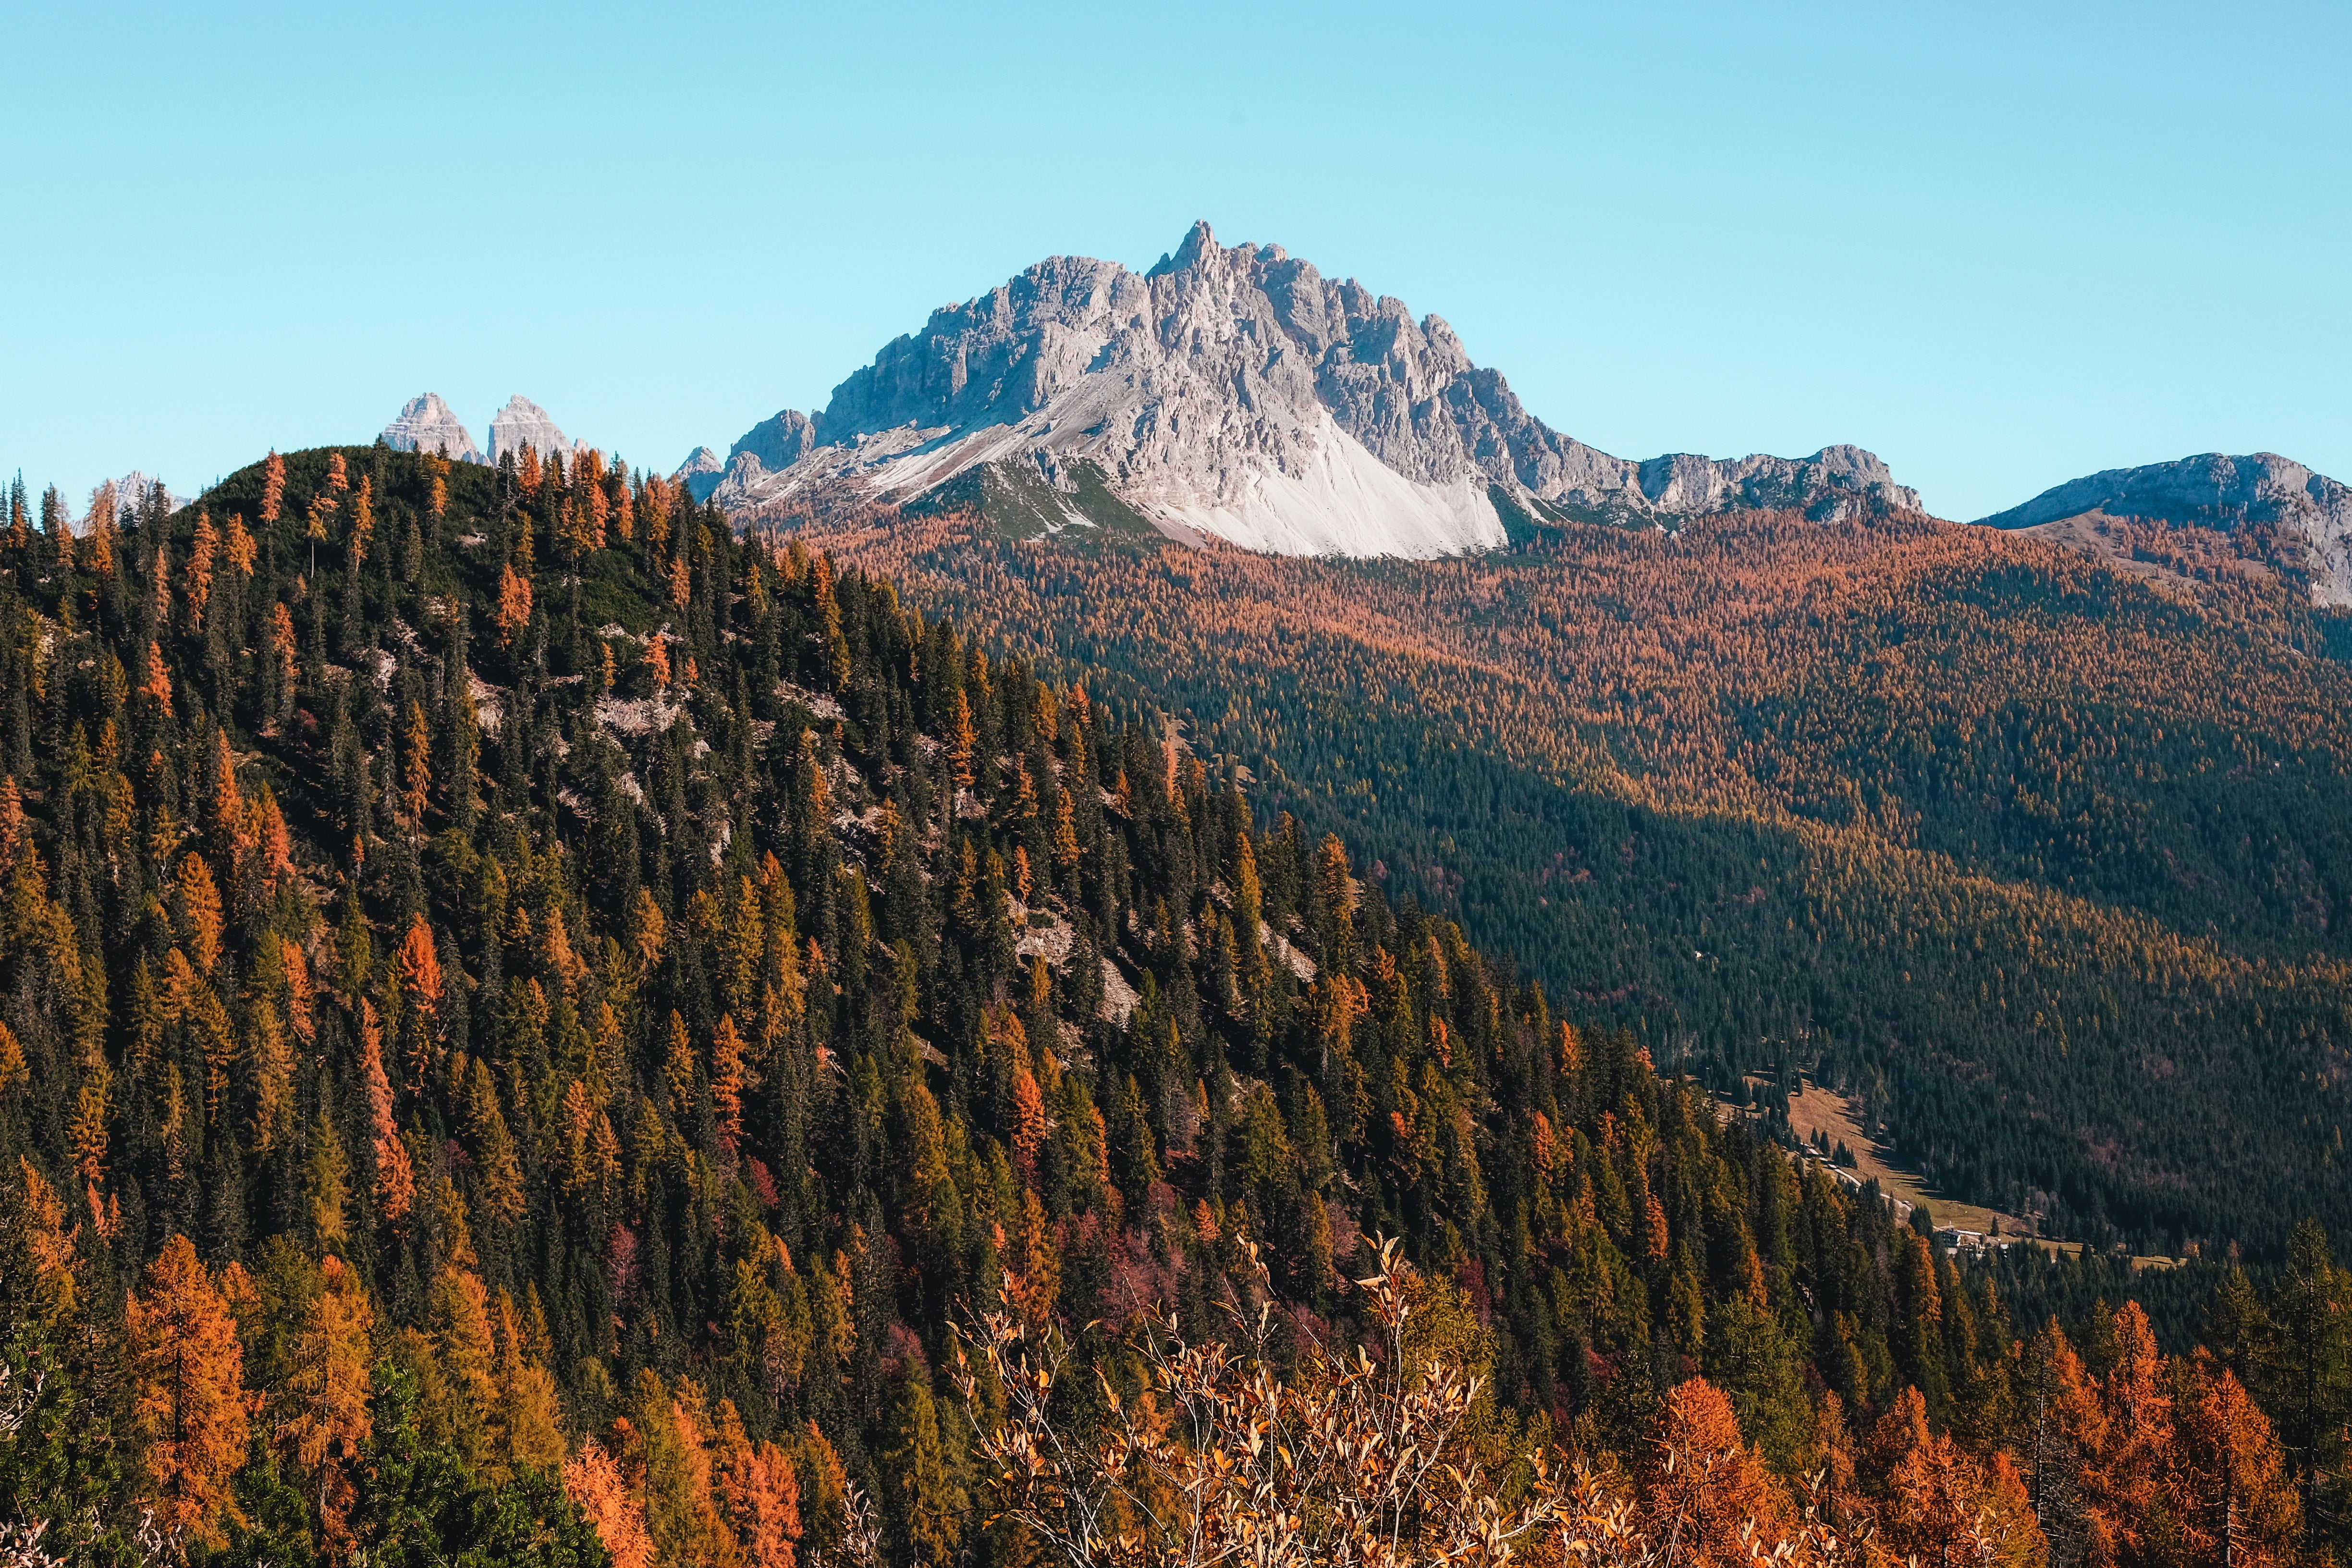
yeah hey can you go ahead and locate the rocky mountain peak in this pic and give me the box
[381,392,485,464]
[675,446,726,502]
[87,471,184,528]
[1978,452,2352,606]
[488,395,571,463]
[705,222,1922,557]
[1148,218,1222,278]
[734,410,818,472]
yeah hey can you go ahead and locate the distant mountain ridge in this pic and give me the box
[694,221,1922,556]
[381,392,485,464]
[1977,452,2352,606]
[487,394,573,464]
[378,392,589,467]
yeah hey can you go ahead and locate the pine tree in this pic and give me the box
[1639,1378,1790,1562]
[1109,1072,1161,1206]
[126,1234,251,1552]
[566,1440,654,1568]
[491,1286,566,1477]
[495,565,532,647]
[176,853,224,972]
[883,1364,964,1568]
[711,1015,747,1150]
[465,1060,526,1224]
[396,915,442,1023]
[401,700,431,828]
[304,1102,349,1248]
[2266,1219,2350,1551]
[637,1371,738,1568]
[348,475,374,568]
[188,510,218,625]
[2174,1349,2302,1565]
[278,1253,375,1555]
[358,999,415,1229]
[84,481,116,577]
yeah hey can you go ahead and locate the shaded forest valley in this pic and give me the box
[0,446,2348,1568]
[784,502,2352,1262]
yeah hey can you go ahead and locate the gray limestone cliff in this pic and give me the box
[1978,453,2352,607]
[381,393,485,464]
[707,221,1920,557]
[487,396,572,464]
[675,446,726,502]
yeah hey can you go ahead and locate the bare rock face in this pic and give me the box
[710,221,1920,557]
[1978,453,2352,607]
[731,409,819,473]
[487,396,572,464]
[381,393,485,464]
[675,446,726,502]
[85,472,184,531]
[114,471,186,521]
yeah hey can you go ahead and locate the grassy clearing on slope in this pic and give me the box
[1781,1080,2035,1241]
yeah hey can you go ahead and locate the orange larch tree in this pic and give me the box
[1640,1377,1793,1565]
[495,564,532,647]
[126,1235,251,1553]
[358,999,414,1229]
[176,855,224,973]
[2168,1350,2302,1568]
[278,1254,376,1557]
[565,1441,654,1568]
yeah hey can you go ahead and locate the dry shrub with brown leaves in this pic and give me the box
[837,1237,1869,1568]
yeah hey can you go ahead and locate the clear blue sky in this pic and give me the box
[7,1,2346,522]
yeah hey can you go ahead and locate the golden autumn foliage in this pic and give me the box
[0,1018,26,1097]
[711,1014,747,1149]
[567,1440,655,1568]
[139,638,173,714]
[395,914,442,1019]
[175,853,223,972]
[277,1254,376,1556]
[6,440,2346,1568]
[16,1156,78,1318]
[186,510,216,627]
[495,563,533,646]
[357,998,414,1228]
[1639,1377,1794,1563]
[127,1235,251,1552]
[225,509,256,576]
[83,481,116,576]
[258,451,285,523]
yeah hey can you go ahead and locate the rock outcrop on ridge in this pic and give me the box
[380,392,486,464]
[1977,452,2352,607]
[705,221,1921,557]
[676,446,727,502]
[487,395,572,464]
[83,472,184,528]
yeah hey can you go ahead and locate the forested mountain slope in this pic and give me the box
[779,504,2352,1260]
[1,449,2347,1567]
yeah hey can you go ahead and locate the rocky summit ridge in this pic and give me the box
[381,392,485,464]
[486,395,573,464]
[1978,452,2352,607]
[696,221,1922,558]
[377,393,591,466]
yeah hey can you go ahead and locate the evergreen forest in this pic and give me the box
[786,503,2352,1261]
[0,447,2347,1568]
